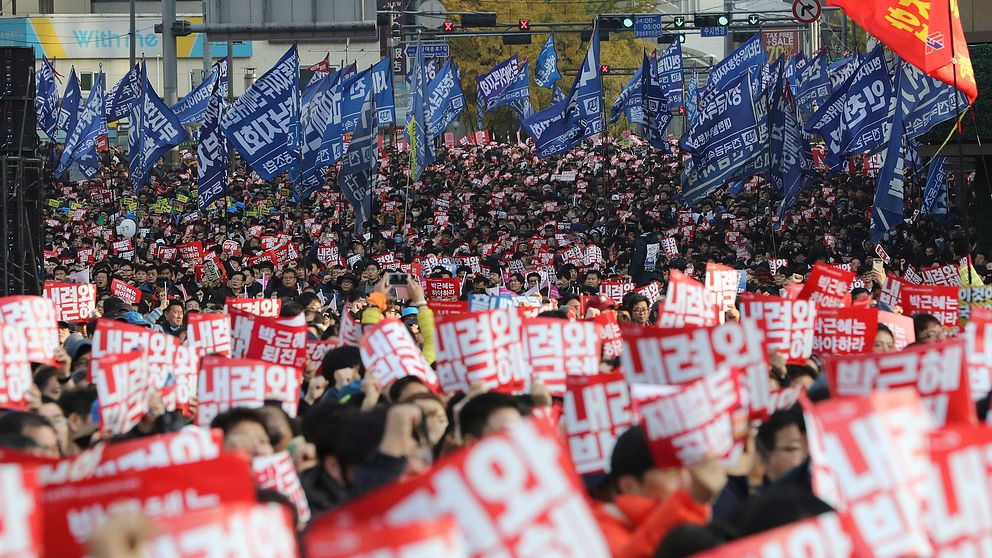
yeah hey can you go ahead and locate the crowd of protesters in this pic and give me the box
[0,137,984,557]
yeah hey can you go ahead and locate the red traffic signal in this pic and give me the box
[519,19,530,30]
[600,64,610,74]
[442,21,454,32]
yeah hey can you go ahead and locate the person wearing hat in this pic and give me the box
[592,426,727,558]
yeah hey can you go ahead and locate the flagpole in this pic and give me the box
[947,0,972,278]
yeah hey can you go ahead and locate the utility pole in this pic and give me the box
[129,0,136,69]
[202,0,212,78]
[162,0,178,105]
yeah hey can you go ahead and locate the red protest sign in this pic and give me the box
[813,306,877,355]
[802,391,933,557]
[43,281,97,322]
[690,512,864,558]
[656,270,719,328]
[879,273,908,309]
[305,339,340,367]
[229,309,307,369]
[564,372,635,474]
[599,280,634,304]
[705,262,739,318]
[423,278,461,301]
[740,292,817,364]
[197,355,302,426]
[0,295,59,363]
[37,428,223,486]
[878,310,915,350]
[798,261,855,308]
[825,339,974,426]
[110,278,141,304]
[633,281,663,305]
[41,454,256,558]
[435,309,526,394]
[967,314,992,400]
[225,297,282,318]
[360,319,439,390]
[902,283,959,329]
[311,418,609,557]
[143,503,298,558]
[0,464,42,558]
[252,451,311,525]
[921,262,962,286]
[186,312,231,357]
[0,324,31,411]
[90,319,198,410]
[927,426,992,555]
[520,319,602,395]
[595,311,623,359]
[306,515,462,558]
[91,349,151,435]
[176,241,204,263]
[620,320,771,419]
[428,300,470,319]
[634,366,746,468]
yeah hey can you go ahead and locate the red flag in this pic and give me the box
[826,0,977,103]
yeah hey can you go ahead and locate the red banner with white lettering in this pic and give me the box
[306,515,463,558]
[43,282,97,322]
[90,319,198,410]
[564,372,635,474]
[825,338,974,426]
[186,312,231,357]
[423,278,461,301]
[595,311,624,359]
[0,295,59,364]
[0,324,31,410]
[690,512,866,558]
[520,318,601,395]
[305,339,340,367]
[176,241,204,263]
[310,419,609,558]
[966,314,992,401]
[927,426,992,555]
[229,309,307,369]
[435,309,526,394]
[801,391,934,557]
[41,454,256,558]
[225,297,282,318]
[656,270,719,328]
[797,261,854,308]
[740,292,817,364]
[599,280,634,304]
[91,349,152,435]
[428,300,470,319]
[360,319,439,390]
[813,307,877,355]
[901,283,959,329]
[110,278,141,304]
[197,355,302,426]
[143,502,299,558]
[0,464,42,558]
[634,366,747,468]
[252,451,311,525]
[879,310,915,350]
[878,273,908,309]
[705,263,739,320]
[620,320,771,419]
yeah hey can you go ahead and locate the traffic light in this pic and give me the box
[694,13,730,27]
[672,15,686,28]
[503,34,532,45]
[460,12,497,27]
[518,19,530,30]
[600,64,611,74]
[659,34,685,44]
[580,28,611,42]
[442,21,454,32]
[747,14,761,26]
[599,14,634,31]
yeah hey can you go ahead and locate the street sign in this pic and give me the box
[405,43,450,58]
[634,15,662,38]
[673,16,686,28]
[701,26,728,37]
[417,0,448,30]
[792,0,822,24]
[748,14,761,26]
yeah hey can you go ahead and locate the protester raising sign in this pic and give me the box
[901,283,959,329]
[306,516,463,558]
[143,503,299,558]
[801,391,934,557]
[110,278,141,304]
[0,324,32,410]
[305,339,340,367]
[824,339,973,426]
[966,313,992,401]
[705,262,740,320]
[927,426,992,555]
[252,451,311,525]
[423,278,461,301]
[740,293,817,364]
[878,273,909,309]
[656,270,719,328]
[186,312,231,357]
[620,320,771,419]
[0,295,59,364]
[435,309,526,394]
[311,418,609,558]
[225,297,282,318]
[812,306,877,355]
[595,311,623,359]
[229,309,307,369]
[43,282,97,322]
[520,319,601,395]
[360,319,439,390]
[197,355,302,426]
[91,349,151,435]
[0,464,42,558]
[563,372,635,474]
[633,366,747,468]
[797,262,854,308]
